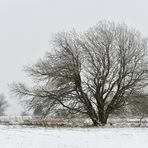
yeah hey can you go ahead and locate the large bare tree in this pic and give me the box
[10,21,148,126]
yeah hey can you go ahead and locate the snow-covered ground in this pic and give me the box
[0,125,148,148]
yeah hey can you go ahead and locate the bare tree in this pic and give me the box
[111,92,148,117]
[21,111,29,116]
[33,104,44,116]
[0,94,8,116]
[10,21,148,126]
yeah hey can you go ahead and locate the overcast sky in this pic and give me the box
[1,0,148,115]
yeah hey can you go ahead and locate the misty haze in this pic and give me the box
[1,0,148,148]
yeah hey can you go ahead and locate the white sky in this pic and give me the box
[1,0,148,115]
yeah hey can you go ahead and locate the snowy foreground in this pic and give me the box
[0,125,148,148]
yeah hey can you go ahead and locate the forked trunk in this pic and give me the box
[91,113,108,126]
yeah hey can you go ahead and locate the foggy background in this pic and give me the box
[0,0,148,115]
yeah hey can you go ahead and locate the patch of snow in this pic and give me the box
[0,125,148,148]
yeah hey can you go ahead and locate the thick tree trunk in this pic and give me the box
[99,111,108,126]
[90,112,109,126]
[99,115,108,125]
[91,115,108,126]
[92,119,99,126]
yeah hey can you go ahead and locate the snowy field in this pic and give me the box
[0,125,148,148]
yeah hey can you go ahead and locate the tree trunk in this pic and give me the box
[138,113,144,127]
[99,111,108,126]
[99,116,107,125]
[92,119,99,126]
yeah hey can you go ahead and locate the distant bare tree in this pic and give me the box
[112,92,148,117]
[124,92,148,126]
[0,94,8,116]
[21,111,29,116]
[10,21,148,126]
[127,92,148,114]
[33,104,44,116]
